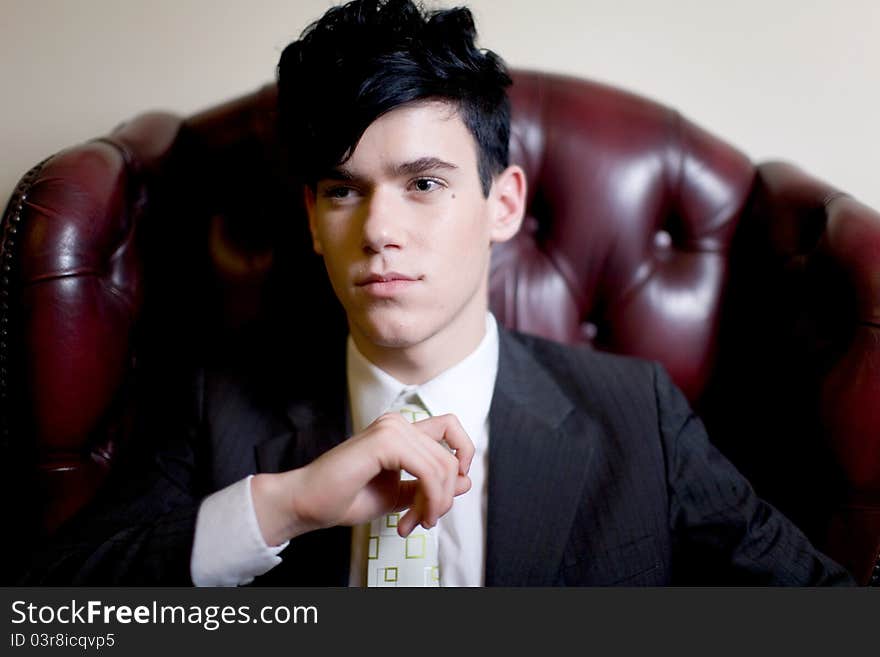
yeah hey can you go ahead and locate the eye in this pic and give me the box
[323,185,356,199]
[319,184,364,206]
[409,178,444,193]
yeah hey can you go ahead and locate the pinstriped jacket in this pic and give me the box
[22,328,853,586]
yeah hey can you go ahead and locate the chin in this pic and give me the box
[363,324,431,350]
[353,312,428,349]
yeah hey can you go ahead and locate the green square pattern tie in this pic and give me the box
[367,393,441,587]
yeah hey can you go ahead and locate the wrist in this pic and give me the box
[251,471,309,546]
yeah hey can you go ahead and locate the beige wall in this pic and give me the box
[2,0,878,209]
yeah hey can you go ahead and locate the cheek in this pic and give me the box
[435,231,490,285]
[320,223,356,259]
[318,236,355,286]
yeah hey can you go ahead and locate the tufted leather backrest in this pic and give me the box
[2,70,878,583]
[495,72,753,401]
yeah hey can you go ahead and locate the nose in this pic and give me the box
[361,187,404,254]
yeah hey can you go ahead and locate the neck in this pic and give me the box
[350,299,489,386]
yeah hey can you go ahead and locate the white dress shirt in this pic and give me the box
[191,313,499,587]
[347,312,498,586]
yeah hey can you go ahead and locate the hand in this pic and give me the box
[251,413,474,546]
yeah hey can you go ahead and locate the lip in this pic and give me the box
[356,272,418,285]
[355,272,421,297]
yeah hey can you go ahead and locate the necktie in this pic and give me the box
[366,392,441,587]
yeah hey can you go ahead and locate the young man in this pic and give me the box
[24,0,852,586]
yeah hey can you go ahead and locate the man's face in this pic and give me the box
[305,100,523,359]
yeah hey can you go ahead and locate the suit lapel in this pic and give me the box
[254,338,351,474]
[254,398,350,474]
[486,329,596,586]
[252,345,353,586]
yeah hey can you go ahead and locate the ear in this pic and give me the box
[303,185,323,255]
[488,164,526,244]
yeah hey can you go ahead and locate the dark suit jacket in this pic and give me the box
[21,328,853,585]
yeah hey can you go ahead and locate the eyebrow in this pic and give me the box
[326,157,458,182]
[391,157,458,177]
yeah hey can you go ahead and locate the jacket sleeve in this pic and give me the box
[653,363,855,585]
[17,371,207,586]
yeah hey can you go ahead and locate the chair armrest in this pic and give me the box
[756,161,880,584]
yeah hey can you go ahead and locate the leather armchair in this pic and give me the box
[3,70,878,584]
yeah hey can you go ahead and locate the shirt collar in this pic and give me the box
[346,313,499,447]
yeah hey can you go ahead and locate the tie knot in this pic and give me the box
[390,391,430,423]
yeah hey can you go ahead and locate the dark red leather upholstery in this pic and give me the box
[3,71,878,584]
[497,73,754,402]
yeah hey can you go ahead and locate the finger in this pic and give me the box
[386,434,450,529]
[412,414,475,475]
[408,431,461,521]
[403,423,463,524]
[371,416,458,528]
[425,439,462,526]
[392,480,418,512]
[396,474,469,535]
[398,506,421,537]
[409,458,450,530]
[398,474,470,536]
[419,429,466,526]
[398,479,434,536]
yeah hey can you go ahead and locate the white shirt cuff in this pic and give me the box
[190,475,289,586]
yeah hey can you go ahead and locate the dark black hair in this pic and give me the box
[277,0,512,196]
